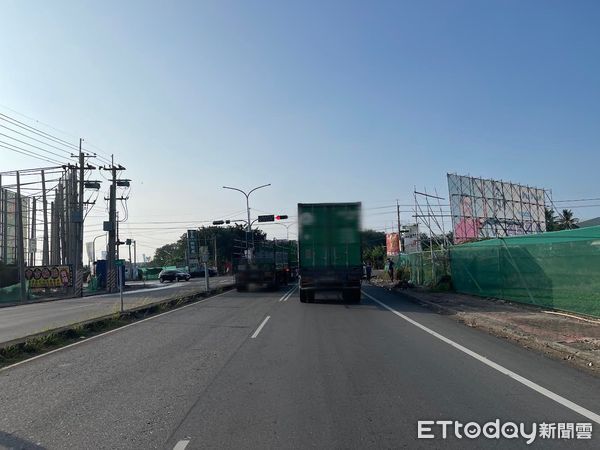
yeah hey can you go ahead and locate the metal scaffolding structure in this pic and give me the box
[447,173,547,244]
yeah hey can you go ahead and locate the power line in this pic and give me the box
[0,105,82,145]
[0,132,71,162]
[558,204,600,209]
[0,141,64,165]
[0,119,75,156]
[0,109,114,166]
[554,198,600,203]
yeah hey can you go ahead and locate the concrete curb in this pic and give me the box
[386,287,600,375]
[0,284,235,351]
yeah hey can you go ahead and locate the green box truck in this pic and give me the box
[297,202,362,303]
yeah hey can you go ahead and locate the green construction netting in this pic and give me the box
[397,251,450,286]
[0,283,21,303]
[450,226,600,317]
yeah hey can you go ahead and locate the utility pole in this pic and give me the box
[214,235,217,271]
[396,199,402,253]
[16,171,26,301]
[396,200,401,236]
[0,174,3,263]
[128,239,132,281]
[71,139,98,296]
[41,170,49,265]
[65,169,72,267]
[105,157,117,293]
[58,178,66,264]
[0,174,7,263]
[50,201,57,264]
[29,197,36,266]
[116,210,120,260]
[74,138,85,296]
[102,156,127,293]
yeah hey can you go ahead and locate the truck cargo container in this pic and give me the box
[235,240,291,291]
[297,202,362,303]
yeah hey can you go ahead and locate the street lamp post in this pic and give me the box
[223,184,271,259]
[280,222,296,240]
[264,221,295,240]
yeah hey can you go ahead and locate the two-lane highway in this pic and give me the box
[1,285,599,449]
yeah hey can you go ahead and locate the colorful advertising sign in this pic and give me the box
[447,174,546,244]
[24,265,73,288]
[386,232,400,256]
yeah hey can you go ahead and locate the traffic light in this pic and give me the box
[126,239,132,246]
[212,220,224,225]
[258,215,275,222]
[275,215,288,220]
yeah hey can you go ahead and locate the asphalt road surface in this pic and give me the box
[0,276,234,346]
[1,285,599,449]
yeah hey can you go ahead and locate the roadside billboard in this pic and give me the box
[403,224,420,253]
[187,229,200,270]
[386,232,400,256]
[447,174,546,244]
[24,265,73,288]
[187,229,199,257]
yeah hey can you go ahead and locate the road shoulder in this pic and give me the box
[368,281,600,376]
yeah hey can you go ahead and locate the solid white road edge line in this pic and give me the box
[173,439,190,450]
[362,290,600,425]
[251,316,271,339]
[0,289,234,374]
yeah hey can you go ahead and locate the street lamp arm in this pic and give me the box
[222,186,248,197]
[223,183,271,259]
[248,183,271,196]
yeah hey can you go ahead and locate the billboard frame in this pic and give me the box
[447,173,546,244]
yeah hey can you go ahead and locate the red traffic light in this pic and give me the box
[275,215,288,220]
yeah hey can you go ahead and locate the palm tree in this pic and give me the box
[544,207,557,231]
[558,209,579,230]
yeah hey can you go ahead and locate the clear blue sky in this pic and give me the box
[2,0,599,259]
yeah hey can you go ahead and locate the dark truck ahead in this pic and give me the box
[235,240,291,291]
[298,202,362,303]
